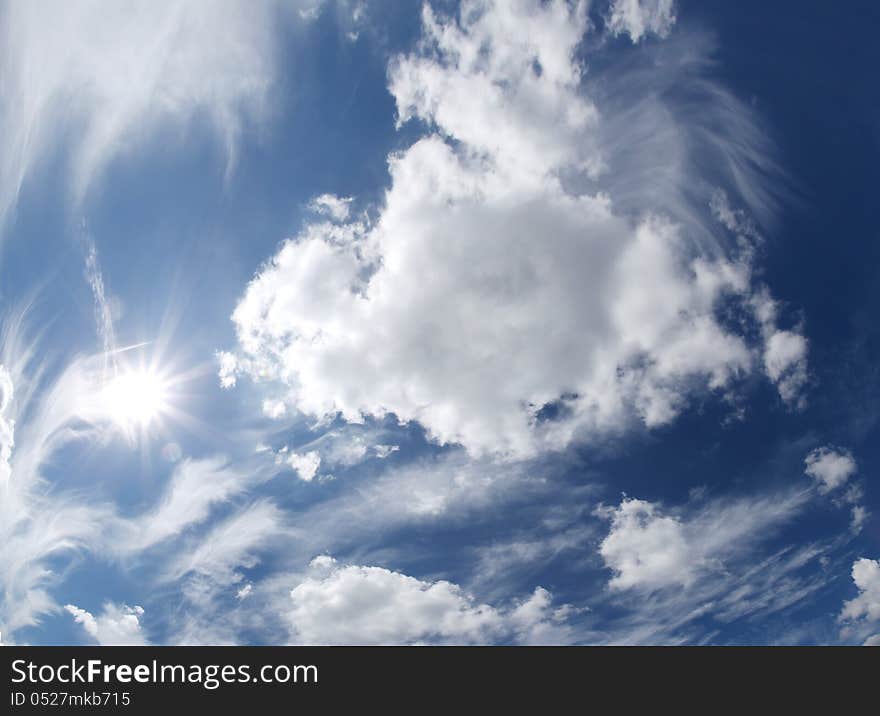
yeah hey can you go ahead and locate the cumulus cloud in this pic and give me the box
[804,447,857,494]
[749,286,809,408]
[217,351,240,389]
[592,488,837,643]
[762,330,809,406]
[607,0,676,42]
[65,603,147,646]
[840,558,880,625]
[598,498,694,590]
[284,555,575,644]
[0,0,299,225]
[286,451,321,482]
[598,488,811,594]
[224,0,806,459]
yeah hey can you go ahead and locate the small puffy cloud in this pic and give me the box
[308,554,337,571]
[597,488,811,596]
[763,330,809,406]
[508,586,583,645]
[592,488,839,642]
[287,451,321,482]
[747,289,809,408]
[804,447,857,494]
[851,505,870,534]
[216,351,239,389]
[285,556,575,645]
[863,634,880,646]
[65,603,147,646]
[598,498,693,590]
[607,0,676,42]
[840,558,880,626]
[374,444,400,459]
[236,583,253,601]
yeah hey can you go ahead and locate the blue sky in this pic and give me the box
[1,0,879,646]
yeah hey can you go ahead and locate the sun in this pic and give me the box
[102,368,169,428]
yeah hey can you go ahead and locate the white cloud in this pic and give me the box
[65,603,147,646]
[1,304,286,640]
[598,487,811,595]
[850,505,869,534]
[804,446,857,494]
[285,556,574,644]
[272,426,399,477]
[608,0,677,42]
[508,586,582,644]
[320,434,368,466]
[0,332,116,636]
[598,498,694,590]
[593,487,836,643]
[83,240,118,366]
[763,329,809,406]
[0,365,13,484]
[116,456,258,553]
[164,501,285,587]
[374,444,400,459]
[225,0,805,459]
[840,558,880,625]
[0,0,299,225]
[864,633,880,647]
[262,398,287,419]
[286,451,321,481]
[157,502,286,645]
[308,194,353,222]
[216,351,239,389]
[801,447,867,536]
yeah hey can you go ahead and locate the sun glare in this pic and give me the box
[103,369,169,428]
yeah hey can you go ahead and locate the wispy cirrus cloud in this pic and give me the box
[0,0,304,227]
[591,486,843,644]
